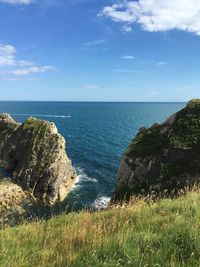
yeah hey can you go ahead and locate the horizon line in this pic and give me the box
[0,100,187,103]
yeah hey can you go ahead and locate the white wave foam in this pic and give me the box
[93,196,111,209]
[76,167,98,183]
[72,167,98,190]
[12,113,71,119]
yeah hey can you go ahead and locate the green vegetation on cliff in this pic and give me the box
[126,99,200,157]
[22,118,57,172]
[170,99,200,150]
[113,100,200,202]
[0,114,76,204]
[1,190,200,266]
[126,126,167,157]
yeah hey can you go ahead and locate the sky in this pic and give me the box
[0,0,200,101]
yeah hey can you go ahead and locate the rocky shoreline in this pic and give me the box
[1,99,200,224]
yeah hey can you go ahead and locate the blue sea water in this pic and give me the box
[0,102,185,209]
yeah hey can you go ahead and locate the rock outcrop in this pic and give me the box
[0,114,76,204]
[112,99,200,202]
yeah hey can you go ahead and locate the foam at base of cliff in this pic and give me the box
[92,196,111,209]
[74,167,98,186]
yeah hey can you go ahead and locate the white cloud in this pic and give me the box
[17,60,34,67]
[121,55,135,60]
[0,44,34,67]
[157,62,167,66]
[0,0,63,6]
[122,25,132,32]
[138,60,167,65]
[0,44,57,75]
[83,84,101,89]
[100,0,200,35]
[82,39,106,46]
[0,45,16,66]
[9,66,57,75]
[0,0,34,4]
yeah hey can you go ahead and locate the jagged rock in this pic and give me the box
[0,114,76,204]
[112,99,200,202]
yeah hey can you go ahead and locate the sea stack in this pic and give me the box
[0,114,76,205]
[112,99,200,202]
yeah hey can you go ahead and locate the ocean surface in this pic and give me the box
[0,102,185,210]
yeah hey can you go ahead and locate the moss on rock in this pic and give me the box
[113,99,200,202]
[126,126,168,157]
[126,99,200,157]
[0,115,76,205]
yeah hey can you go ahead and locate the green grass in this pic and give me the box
[1,191,200,266]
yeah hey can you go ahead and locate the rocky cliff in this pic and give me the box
[0,114,76,204]
[112,99,200,202]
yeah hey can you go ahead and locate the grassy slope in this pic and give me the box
[1,191,200,267]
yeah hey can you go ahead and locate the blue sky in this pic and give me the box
[0,0,200,101]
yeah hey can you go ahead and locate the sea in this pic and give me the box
[0,102,185,211]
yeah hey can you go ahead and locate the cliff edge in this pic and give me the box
[112,99,200,202]
[0,114,76,204]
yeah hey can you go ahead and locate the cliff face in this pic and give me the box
[0,114,76,204]
[112,99,200,202]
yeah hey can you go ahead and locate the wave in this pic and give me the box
[72,167,98,190]
[76,167,98,183]
[11,113,71,119]
[93,196,111,209]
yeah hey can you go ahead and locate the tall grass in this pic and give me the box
[1,190,200,266]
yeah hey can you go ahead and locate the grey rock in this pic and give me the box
[0,113,76,204]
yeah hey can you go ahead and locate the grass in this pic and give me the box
[1,190,200,266]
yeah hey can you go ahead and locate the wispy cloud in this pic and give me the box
[121,55,135,60]
[83,84,101,89]
[121,25,132,33]
[111,69,152,74]
[0,44,34,67]
[0,44,57,76]
[157,62,167,66]
[138,60,167,66]
[8,66,57,75]
[0,0,62,6]
[0,0,34,4]
[17,60,34,67]
[0,0,92,5]
[0,45,16,66]
[82,39,106,47]
[4,77,39,81]
[100,0,200,36]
